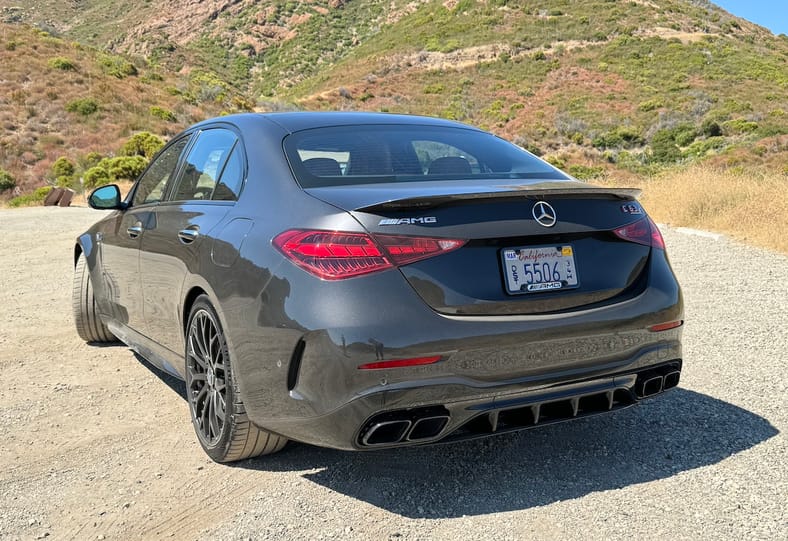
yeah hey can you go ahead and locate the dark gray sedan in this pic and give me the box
[73,112,683,462]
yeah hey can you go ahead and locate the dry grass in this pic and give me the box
[603,165,788,254]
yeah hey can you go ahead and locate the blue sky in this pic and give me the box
[712,1,788,36]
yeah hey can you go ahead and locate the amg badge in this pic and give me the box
[378,217,438,225]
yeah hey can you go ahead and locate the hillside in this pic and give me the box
[1,0,786,196]
[0,22,251,194]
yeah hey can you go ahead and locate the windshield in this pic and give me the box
[283,125,570,188]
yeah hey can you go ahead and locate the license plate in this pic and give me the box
[501,245,579,294]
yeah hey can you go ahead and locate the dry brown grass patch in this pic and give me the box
[603,165,788,254]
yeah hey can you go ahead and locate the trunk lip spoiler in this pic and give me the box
[342,187,643,212]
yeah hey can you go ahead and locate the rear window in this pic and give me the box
[283,125,570,188]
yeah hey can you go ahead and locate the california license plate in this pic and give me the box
[501,245,579,294]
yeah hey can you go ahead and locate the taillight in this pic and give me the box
[375,235,465,266]
[613,216,665,249]
[273,230,466,280]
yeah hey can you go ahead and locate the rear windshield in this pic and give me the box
[283,125,570,188]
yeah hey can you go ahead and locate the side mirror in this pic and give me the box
[88,184,125,210]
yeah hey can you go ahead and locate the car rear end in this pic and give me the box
[238,116,683,450]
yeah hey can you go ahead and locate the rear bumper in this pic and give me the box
[258,359,682,450]
[225,248,683,450]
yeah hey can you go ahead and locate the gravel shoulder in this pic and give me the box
[0,206,785,540]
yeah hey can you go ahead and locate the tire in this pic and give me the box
[185,295,287,462]
[72,252,115,343]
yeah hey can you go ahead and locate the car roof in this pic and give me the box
[192,112,482,134]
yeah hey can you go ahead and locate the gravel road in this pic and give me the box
[0,207,785,541]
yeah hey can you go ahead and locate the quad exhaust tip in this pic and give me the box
[639,375,664,398]
[407,415,450,442]
[362,420,412,446]
[360,409,450,447]
[636,364,682,398]
[662,370,680,390]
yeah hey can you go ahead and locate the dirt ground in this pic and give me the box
[0,207,786,541]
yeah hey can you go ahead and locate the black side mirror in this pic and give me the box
[88,184,125,210]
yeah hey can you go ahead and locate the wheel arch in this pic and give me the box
[182,286,208,337]
[75,232,97,267]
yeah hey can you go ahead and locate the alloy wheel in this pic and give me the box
[186,309,227,446]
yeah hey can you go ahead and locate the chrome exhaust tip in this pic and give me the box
[407,415,450,441]
[361,420,412,446]
[639,375,664,398]
[662,370,681,390]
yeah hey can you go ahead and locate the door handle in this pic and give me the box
[178,228,200,244]
[127,223,143,239]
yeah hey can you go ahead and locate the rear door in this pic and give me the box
[139,127,244,355]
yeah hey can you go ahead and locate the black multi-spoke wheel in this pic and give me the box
[185,296,287,462]
[187,308,228,446]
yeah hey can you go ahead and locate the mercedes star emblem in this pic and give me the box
[532,201,557,227]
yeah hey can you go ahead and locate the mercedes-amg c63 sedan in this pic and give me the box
[73,112,683,462]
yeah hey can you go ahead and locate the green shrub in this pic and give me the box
[7,186,52,208]
[722,119,758,134]
[423,83,445,94]
[56,175,77,189]
[65,97,99,116]
[638,99,663,112]
[545,155,567,170]
[649,129,682,163]
[700,119,722,137]
[149,106,176,122]
[48,57,76,70]
[79,151,104,170]
[592,127,644,149]
[102,156,147,181]
[0,168,15,192]
[683,136,727,158]
[51,156,75,179]
[568,164,605,180]
[83,166,110,189]
[425,38,461,53]
[98,53,138,78]
[120,132,164,160]
[672,125,698,147]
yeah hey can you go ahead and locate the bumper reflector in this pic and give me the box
[358,355,442,370]
[647,320,683,332]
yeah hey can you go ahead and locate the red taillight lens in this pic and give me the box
[375,234,466,266]
[273,230,466,280]
[613,216,665,249]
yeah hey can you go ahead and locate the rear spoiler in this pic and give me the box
[356,186,642,212]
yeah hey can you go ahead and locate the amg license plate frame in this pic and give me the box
[501,244,579,295]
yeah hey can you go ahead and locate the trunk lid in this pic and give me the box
[305,181,651,315]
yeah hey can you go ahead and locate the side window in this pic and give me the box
[170,129,237,202]
[212,145,244,201]
[132,137,190,206]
